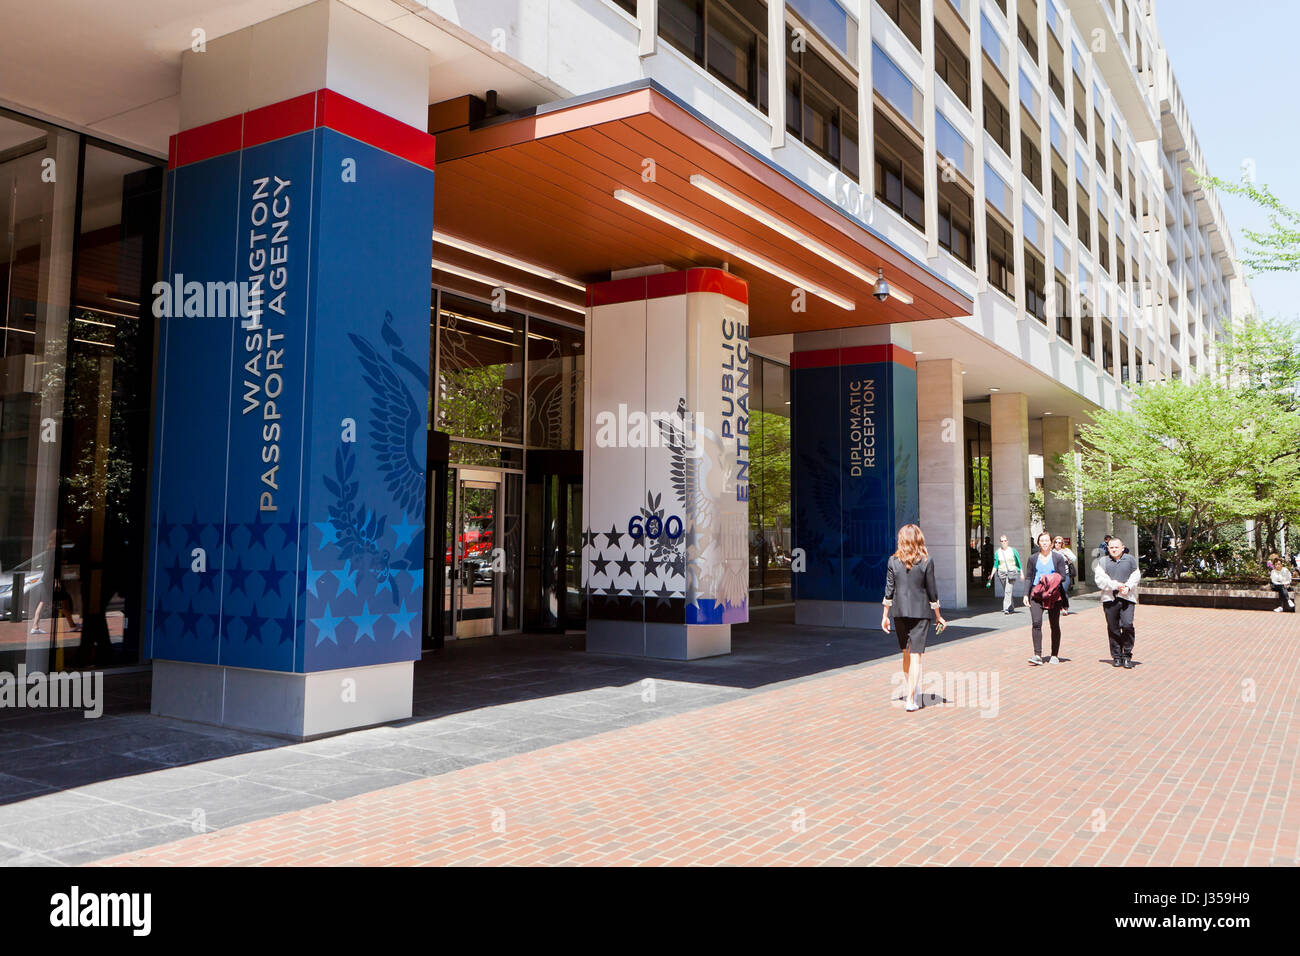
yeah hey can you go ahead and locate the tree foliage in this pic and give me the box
[1203,175,1300,274]
[1057,377,1300,578]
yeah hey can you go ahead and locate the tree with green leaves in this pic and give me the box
[1055,377,1300,579]
[1202,175,1300,274]
[1216,316,1300,555]
[1219,315,1300,406]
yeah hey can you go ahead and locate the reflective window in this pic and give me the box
[985,162,1010,218]
[660,0,770,113]
[748,358,791,605]
[935,111,971,178]
[525,317,584,451]
[981,14,1007,75]
[436,293,524,444]
[872,44,920,126]
[0,114,162,672]
[787,33,859,177]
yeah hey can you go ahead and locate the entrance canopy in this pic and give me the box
[431,81,973,335]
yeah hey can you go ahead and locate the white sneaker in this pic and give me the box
[1048,656,1061,663]
[28,625,45,634]
[1275,607,1284,613]
[1028,655,1043,665]
[905,699,920,712]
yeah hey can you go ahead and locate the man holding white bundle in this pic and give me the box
[1095,537,1141,669]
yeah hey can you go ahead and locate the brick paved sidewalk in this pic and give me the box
[99,605,1299,866]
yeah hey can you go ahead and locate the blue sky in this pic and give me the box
[1156,0,1300,322]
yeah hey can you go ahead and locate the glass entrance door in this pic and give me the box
[523,451,584,632]
[448,469,502,638]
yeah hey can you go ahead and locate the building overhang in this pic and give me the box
[430,81,973,334]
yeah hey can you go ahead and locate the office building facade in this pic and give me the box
[0,0,1254,735]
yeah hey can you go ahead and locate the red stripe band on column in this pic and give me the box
[168,89,436,171]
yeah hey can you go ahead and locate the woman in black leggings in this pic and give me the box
[1024,531,1070,665]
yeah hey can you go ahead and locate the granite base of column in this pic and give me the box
[795,600,878,629]
[585,620,730,660]
[151,659,413,740]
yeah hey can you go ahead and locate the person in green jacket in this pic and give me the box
[987,534,1024,614]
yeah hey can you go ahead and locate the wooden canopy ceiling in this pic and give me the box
[431,84,972,335]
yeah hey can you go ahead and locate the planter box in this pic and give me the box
[1142,582,1286,611]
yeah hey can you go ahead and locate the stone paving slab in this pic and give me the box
[95,604,1299,866]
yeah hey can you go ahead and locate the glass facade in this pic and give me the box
[434,290,588,638]
[0,109,162,673]
[964,417,992,585]
[747,357,792,605]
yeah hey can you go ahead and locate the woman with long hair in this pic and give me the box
[882,524,946,712]
[1025,531,1070,664]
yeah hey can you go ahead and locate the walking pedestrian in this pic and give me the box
[1095,536,1141,667]
[882,524,946,712]
[1053,535,1078,615]
[1025,531,1070,665]
[987,534,1023,614]
[1268,553,1295,613]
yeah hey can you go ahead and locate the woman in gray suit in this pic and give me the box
[881,524,947,712]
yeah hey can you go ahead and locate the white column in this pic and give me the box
[1113,517,1139,561]
[1083,508,1111,581]
[769,0,786,148]
[990,392,1031,555]
[637,0,657,57]
[1008,0,1026,319]
[918,359,967,609]
[969,8,988,292]
[859,0,874,199]
[921,0,938,259]
[1040,415,1076,543]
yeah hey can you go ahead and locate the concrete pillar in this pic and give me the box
[147,0,435,737]
[917,359,967,608]
[1083,509,1111,581]
[990,393,1031,556]
[1113,517,1139,563]
[1040,415,1077,545]
[791,325,918,628]
[583,269,750,659]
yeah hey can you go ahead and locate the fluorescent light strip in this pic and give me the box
[432,259,585,314]
[689,174,914,306]
[441,308,554,341]
[612,189,854,310]
[433,233,585,291]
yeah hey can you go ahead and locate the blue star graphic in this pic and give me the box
[311,604,344,646]
[246,514,272,551]
[260,555,293,601]
[392,513,420,549]
[226,557,254,598]
[405,567,424,592]
[390,600,418,639]
[195,567,219,594]
[351,602,381,643]
[181,510,209,546]
[305,556,329,598]
[314,520,339,547]
[242,613,267,643]
[335,560,358,597]
[274,611,297,645]
[156,512,178,547]
[165,563,189,594]
[178,600,203,638]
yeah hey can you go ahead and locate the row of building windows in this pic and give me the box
[643,0,1200,376]
[658,0,861,177]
